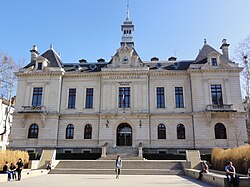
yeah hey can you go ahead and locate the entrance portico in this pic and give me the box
[116,123,132,146]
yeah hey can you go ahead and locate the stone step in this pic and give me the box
[104,146,139,159]
[100,156,143,160]
[54,160,187,170]
[51,160,189,175]
[49,168,184,175]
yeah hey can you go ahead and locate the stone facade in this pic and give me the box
[9,15,248,155]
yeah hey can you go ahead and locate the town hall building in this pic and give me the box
[9,12,248,156]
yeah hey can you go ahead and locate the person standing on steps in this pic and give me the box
[16,158,24,181]
[115,155,122,179]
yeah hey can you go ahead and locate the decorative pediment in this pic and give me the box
[110,45,143,68]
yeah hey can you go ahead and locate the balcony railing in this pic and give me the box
[206,104,236,112]
[20,106,46,113]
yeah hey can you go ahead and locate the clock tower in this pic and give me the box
[109,2,142,68]
[120,2,134,47]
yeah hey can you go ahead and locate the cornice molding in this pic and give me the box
[187,68,242,73]
[15,71,64,77]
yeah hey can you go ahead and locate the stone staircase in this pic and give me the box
[49,160,188,175]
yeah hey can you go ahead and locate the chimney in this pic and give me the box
[220,39,230,59]
[168,56,177,61]
[30,45,39,62]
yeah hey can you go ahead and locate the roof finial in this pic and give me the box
[126,0,130,20]
[204,39,207,45]
[50,44,53,49]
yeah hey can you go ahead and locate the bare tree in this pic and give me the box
[0,52,21,136]
[235,35,250,143]
[0,52,19,98]
[235,35,250,97]
[233,126,242,147]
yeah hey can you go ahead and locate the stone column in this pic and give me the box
[138,143,143,158]
[101,145,107,158]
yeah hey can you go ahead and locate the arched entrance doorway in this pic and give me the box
[117,123,132,146]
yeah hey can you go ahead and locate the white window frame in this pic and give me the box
[63,149,73,153]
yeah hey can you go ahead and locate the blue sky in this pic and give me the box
[0,0,250,65]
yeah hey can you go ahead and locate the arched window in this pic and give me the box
[28,123,39,139]
[158,124,166,139]
[177,124,186,139]
[66,124,74,139]
[215,123,227,139]
[84,124,92,139]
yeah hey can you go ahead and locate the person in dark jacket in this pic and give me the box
[115,155,122,179]
[1,161,11,181]
[9,162,16,180]
[16,158,24,181]
[225,161,239,187]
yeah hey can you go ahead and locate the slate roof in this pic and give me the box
[22,43,232,72]
[148,60,194,70]
[194,44,219,63]
[41,49,63,67]
[194,43,233,64]
[24,49,63,68]
[63,62,110,72]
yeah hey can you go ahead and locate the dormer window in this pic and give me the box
[37,62,43,70]
[211,58,218,66]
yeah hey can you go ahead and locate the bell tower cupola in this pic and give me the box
[121,1,134,47]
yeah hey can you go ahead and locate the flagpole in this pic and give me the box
[122,88,125,113]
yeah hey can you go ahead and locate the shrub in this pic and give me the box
[211,145,250,174]
[0,150,29,169]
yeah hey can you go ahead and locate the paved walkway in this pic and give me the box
[1,174,214,187]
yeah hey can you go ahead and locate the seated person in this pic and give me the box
[225,161,239,187]
[1,161,11,181]
[198,161,209,180]
[9,162,16,180]
[46,161,52,171]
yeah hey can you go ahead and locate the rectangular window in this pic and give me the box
[32,87,43,106]
[118,87,130,108]
[175,87,184,108]
[85,88,94,108]
[156,87,165,108]
[37,62,43,70]
[211,84,223,105]
[211,58,218,66]
[64,150,72,153]
[68,88,76,109]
